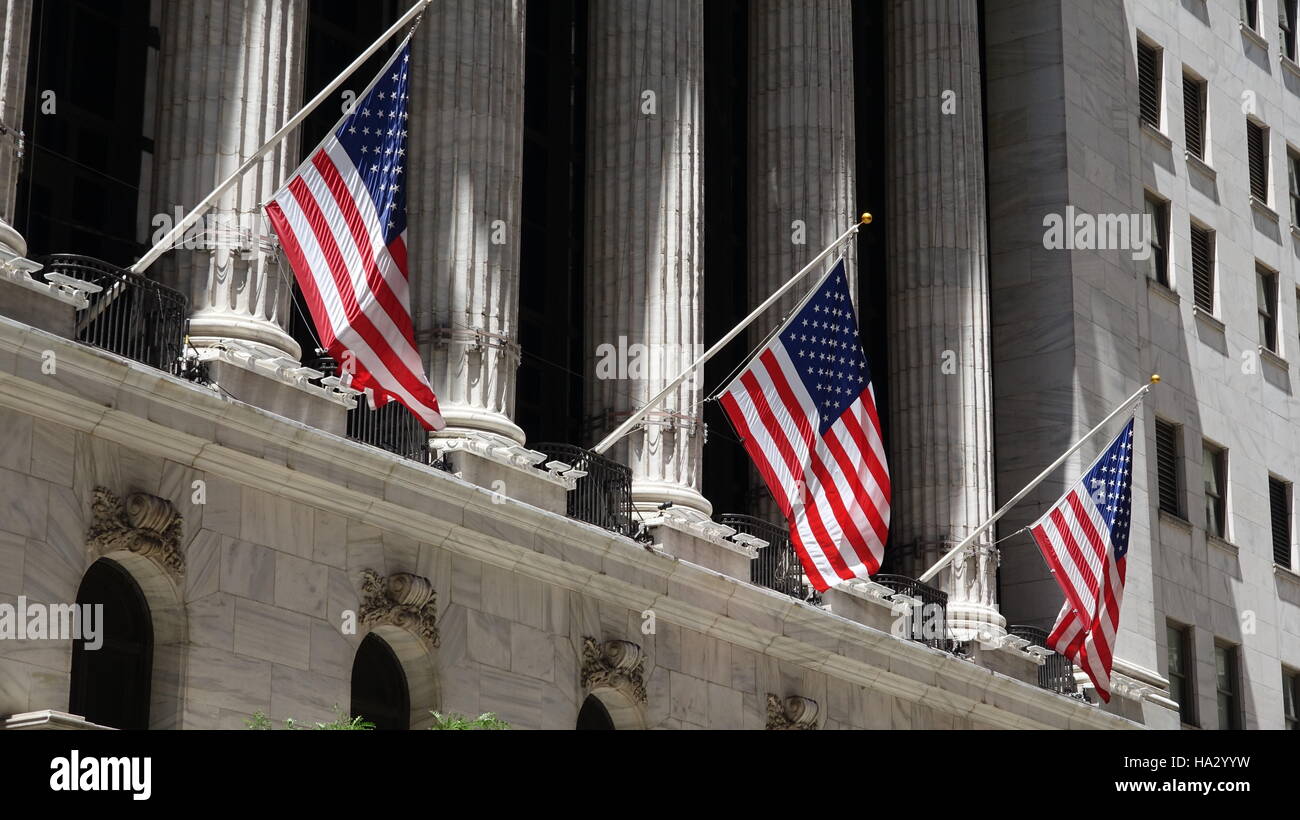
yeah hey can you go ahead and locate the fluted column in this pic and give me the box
[748,0,857,521]
[887,0,1001,638]
[408,1,527,445]
[585,0,710,518]
[152,0,306,359]
[0,0,32,256]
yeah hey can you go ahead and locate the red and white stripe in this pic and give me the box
[1030,487,1126,702]
[265,139,443,430]
[721,344,890,591]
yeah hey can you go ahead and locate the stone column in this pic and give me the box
[0,0,32,257]
[747,0,857,521]
[408,1,527,445]
[585,0,710,518]
[152,0,306,359]
[886,0,1001,639]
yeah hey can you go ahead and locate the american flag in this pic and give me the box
[1030,418,1134,702]
[265,37,444,431]
[720,259,890,591]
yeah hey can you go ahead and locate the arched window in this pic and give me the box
[68,558,153,730]
[576,694,616,730]
[350,633,410,730]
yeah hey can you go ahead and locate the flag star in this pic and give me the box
[362,108,370,117]
[378,92,386,100]
[348,126,356,134]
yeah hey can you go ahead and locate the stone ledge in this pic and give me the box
[1,709,115,730]
[0,315,1148,730]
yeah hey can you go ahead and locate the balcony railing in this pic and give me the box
[38,254,187,374]
[533,443,635,538]
[719,513,819,603]
[873,574,953,651]
[346,400,435,464]
[1008,624,1079,696]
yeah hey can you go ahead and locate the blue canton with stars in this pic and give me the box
[333,40,412,246]
[1082,419,1135,559]
[779,259,873,436]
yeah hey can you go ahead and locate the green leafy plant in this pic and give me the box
[427,710,509,730]
[245,706,375,730]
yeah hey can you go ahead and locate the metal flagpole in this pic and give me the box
[129,0,434,275]
[590,213,872,455]
[916,374,1160,584]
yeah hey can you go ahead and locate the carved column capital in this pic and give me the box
[765,694,819,730]
[580,637,647,704]
[86,487,185,579]
[358,569,439,649]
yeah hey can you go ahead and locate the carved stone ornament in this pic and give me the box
[580,637,647,704]
[359,569,439,648]
[766,694,819,730]
[86,486,185,577]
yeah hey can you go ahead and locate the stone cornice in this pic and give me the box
[0,316,1143,730]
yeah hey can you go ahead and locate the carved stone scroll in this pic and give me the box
[580,636,647,704]
[765,694,819,730]
[358,569,439,648]
[86,486,185,578]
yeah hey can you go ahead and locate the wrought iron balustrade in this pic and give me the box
[533,443,635,538]
[1008,624,1079,696]
[38,254,188,374]
[347,400,434,465]
[872,573,953,651]
[719,513,818,603]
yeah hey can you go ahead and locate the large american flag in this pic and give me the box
[265,37,444,431]
[720,259,890,591]
[1030,418,1134,702]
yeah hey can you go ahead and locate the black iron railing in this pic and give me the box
[347,401,432,464]
[1008,624,1079,696]
[38,254,188,374]
[873,574,953,651]
[534,443,635,538]
[719,513,818,603]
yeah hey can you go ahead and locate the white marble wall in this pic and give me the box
[985,0,1300,727]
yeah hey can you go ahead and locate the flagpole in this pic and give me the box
[590,213,872,456]
[128,0,433,275]
[916,374,1160,584]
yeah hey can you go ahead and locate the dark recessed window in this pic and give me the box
[1167,623,1197,726]
[1244,0,1261,31]
[350,633,410,730]
[1248,120,1270,201]
[68,558,153,730]
[1285,0,1299,60]
[1203,442,1227,539]
[1145,193,1170,286]
[1215,642,1241,730]
[1258,265,1279,353]
[1138,39,1162,129]
[576,694,616,730]
[1289,150,1300,226]
[1270,475,1293,568]
[1284,668,1298,729]
[1184,72,1206,160]
[1155,418,1182,518]
[1190,221,1214,312]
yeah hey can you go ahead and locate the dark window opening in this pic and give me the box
[1155,418,1182,518]
[350,632,410,730]
[1190,221,1214,312]
[16,0,151,265]
[1137,39,1161,128]
[1258,265,1279,353]
[1166,622,1197,726]
[576,694,615,730]
[1144,194,1169,286]
[68,558,153,730]
[1215,642,1241,730]
[1183,73,1205,160]
[1270,475,1292,568]
[1248,119,1269,202]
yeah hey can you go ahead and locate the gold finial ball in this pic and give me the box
[1150,373,1161,384]
[860,212,873,225]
